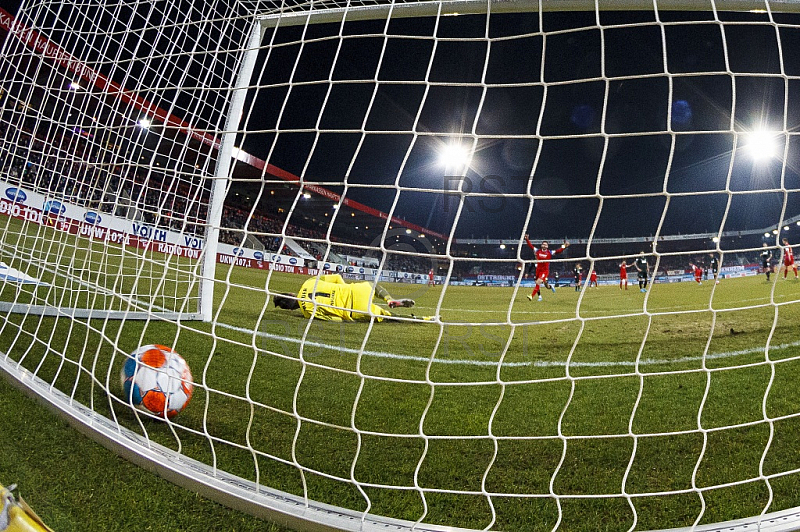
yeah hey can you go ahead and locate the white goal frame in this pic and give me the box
[2,0,800,531]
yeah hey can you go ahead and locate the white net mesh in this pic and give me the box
[2,1,800,530]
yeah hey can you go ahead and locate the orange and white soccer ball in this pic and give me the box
[121,344,193,419]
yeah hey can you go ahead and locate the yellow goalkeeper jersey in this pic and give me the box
[297,274,391,322]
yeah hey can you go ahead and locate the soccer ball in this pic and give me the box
[121,344,193,419]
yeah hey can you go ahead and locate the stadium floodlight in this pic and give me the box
[302,192,311,199]
[68,81,82,90]
[744,128,779,161]
[137,117,151,129]
[712,236,720,243]
[438,142,470,173]
[784,226,791,231]
[499,244,506,249]
[765,232,772,237]
[773,229,780,234]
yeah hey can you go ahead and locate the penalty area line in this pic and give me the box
[215,322,800,369]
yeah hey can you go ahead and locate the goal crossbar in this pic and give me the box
[258,0,800,28]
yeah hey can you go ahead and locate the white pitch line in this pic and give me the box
[216,322,800,369]
[411,294,775,315]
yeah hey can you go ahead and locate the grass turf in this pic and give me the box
[0,376,290,532]
[2,216,800,531]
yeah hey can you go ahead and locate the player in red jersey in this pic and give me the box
[780,238,798,279]
[588,269,598,288]
[428,268,435,286]
[524,234,569,301]
[619,261,633,290]
[689,262,703,284]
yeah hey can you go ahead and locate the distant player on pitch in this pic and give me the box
[760,243,773,281]
[588,269,598,288]
[689,262,703,285]
[634,252,650,292]
[780,238,798,279]
[709,254,721,284]
[272,273,414,322]
[573,263,583,292]
[619,260,633,290]
[524,234,569,301]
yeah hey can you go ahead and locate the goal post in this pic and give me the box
[0,3,264,322]
[200,20,265,323]
[3,0,800,531]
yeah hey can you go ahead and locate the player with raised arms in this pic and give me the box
[523,234,569,301]
[780,238,798,280]
[272,274,415,322]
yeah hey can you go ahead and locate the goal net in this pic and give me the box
[2,0,800,530]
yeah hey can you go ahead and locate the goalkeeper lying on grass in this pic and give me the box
[272,274,416,322]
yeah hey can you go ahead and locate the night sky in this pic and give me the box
[237,7,800,241]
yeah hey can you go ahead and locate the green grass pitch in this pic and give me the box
[2,216,800,531]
